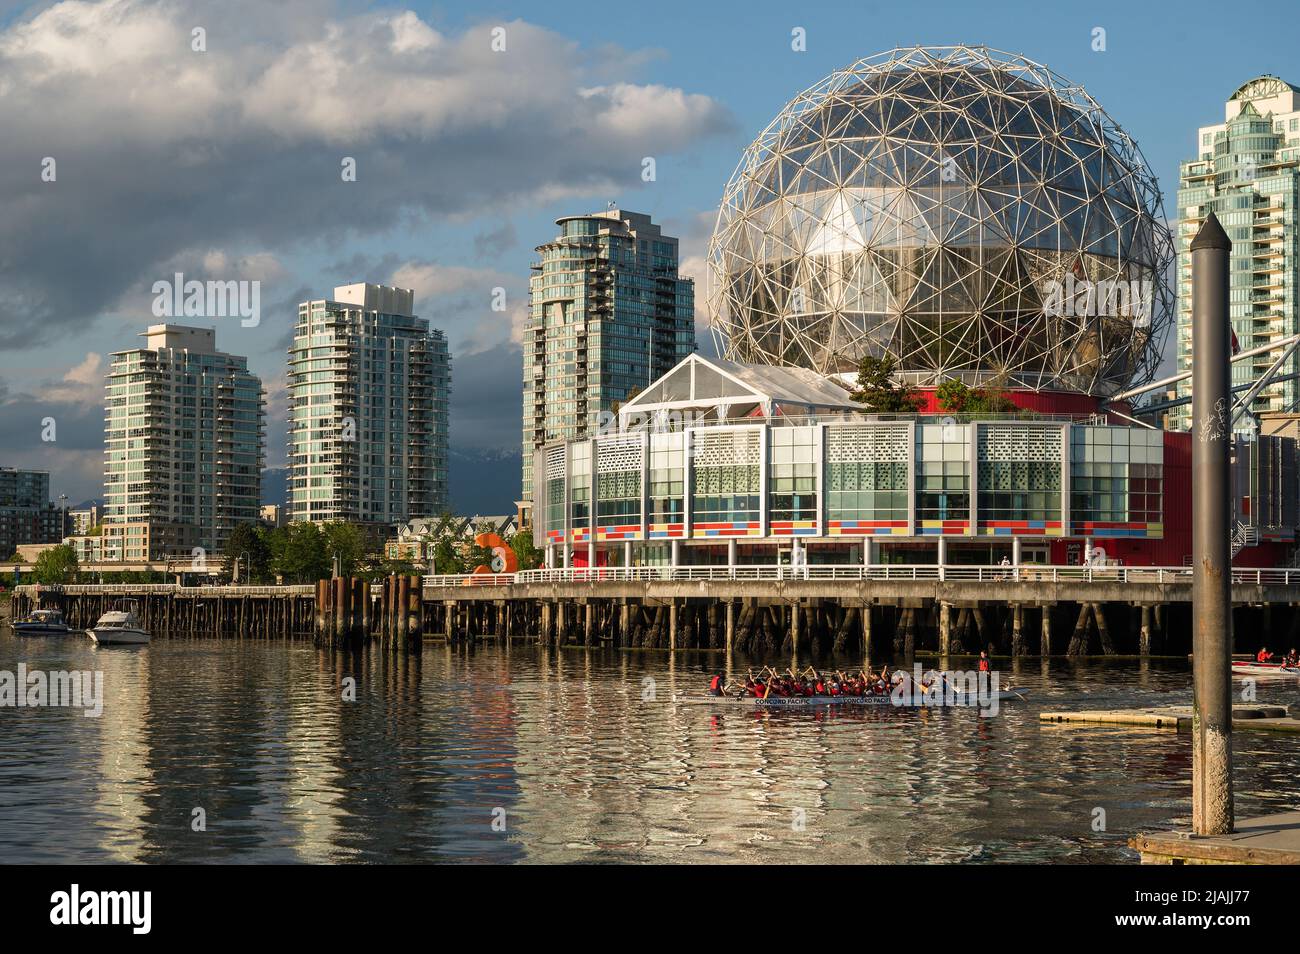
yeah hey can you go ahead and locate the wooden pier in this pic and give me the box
[1040,703,1300,733]
[9,567,1300,657]
[1131,811,1300,864]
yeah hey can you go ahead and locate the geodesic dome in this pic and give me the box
[708,45,1174,396]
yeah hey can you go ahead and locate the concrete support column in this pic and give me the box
[668,601,678,651]
[1040,605,1051,656]
[620,602,630,644]
[728,538,737,569]
[584,602,593,647]
[791,602,801,654]
[588,541,596,570]
[937,536,947,578]
[623,540,632,568]
[671,540,681,568]
[863,537,874,567]
[862,603,873,662]
[725,601,735,654]
[939,601,951,656]
[555,601,565,646]
[1140,603,1152,656]
[1190,212,1234,836]
[1012,536,1022,566]
[1012,603,1024,656]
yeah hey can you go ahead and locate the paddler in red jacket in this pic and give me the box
[1257,647,1274,663]
[708,672,726,696]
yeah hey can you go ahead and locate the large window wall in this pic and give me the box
[825,424,910,535]
[542,445,567,546]
[537,420,1181,553]
[977,424,1063,534]
[569,442,591,544]
[691,427,762,536]
[595,435,643,540]
[768,426,818,533]
[1069,426,1163,536]
[648,432,686,538]
[915,423,970,533]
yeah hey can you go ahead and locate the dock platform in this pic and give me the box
[1131,811,1300,864]
[1040,703,1300,733]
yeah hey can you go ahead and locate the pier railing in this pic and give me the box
[17,566,1300,597]
[424,565,1300,587]
[13,584,317,596]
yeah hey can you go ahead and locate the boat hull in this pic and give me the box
[12,623,71,636]
[674,689,1027,708]
[1232,663,1299,678]
[88,628,151,646]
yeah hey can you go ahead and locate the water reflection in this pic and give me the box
[1,632,1297,863]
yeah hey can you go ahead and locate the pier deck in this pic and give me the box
[1040,704,1300,733]
[1131,811,1300,864]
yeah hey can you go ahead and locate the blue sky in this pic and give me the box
[0,0,1292,507]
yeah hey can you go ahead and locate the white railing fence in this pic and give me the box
[426,564,1300,587]
[16,566,1300,596]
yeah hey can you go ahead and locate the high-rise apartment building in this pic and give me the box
[0,468,65,559]
[102,325,265,562]
[286,283,451,525]
[522,210,695,501]
[1174,75,1300,430]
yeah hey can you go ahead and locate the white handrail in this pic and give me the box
[16,566,1300,595]
[422,564,1300,587]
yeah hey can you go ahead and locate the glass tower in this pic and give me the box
[1174,75,1300,430]
[287,284,451,525]
[522,210,695,503]
[103,325,265,562]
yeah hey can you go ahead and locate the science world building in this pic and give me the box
[532,47,1300,569]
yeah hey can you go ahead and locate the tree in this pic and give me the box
[936,377,1018,414]
[432,537,463,575]
[510,530,543,570]
[850,355,921,412]
[321,522,366,577]
[935,378,971,413]
[270,523,331,583]
[32,544,78,584]
[968,387,1017,414]
[223,522,272,583]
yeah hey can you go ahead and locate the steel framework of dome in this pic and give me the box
[708,45,1175,396]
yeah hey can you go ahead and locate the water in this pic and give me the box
[2,630,1298,863]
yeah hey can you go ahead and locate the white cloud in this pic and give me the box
[0,1,732,348]
[390,261,528,355]
[39,351,102,404]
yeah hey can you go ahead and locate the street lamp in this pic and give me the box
[234,550,251,585]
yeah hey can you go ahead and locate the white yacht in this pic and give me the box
[12,608,71,636]
[87,599,151,645]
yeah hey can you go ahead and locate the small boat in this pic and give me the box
[11,608,71,636]
[87,600,150,646]
[1231,660,1300,678]
[674,688,1028,709]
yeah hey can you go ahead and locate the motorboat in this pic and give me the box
[11,608,71,635]
[87,600,151,646]
[1231,660,1300,678]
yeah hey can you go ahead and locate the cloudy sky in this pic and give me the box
[0,0,1292,506]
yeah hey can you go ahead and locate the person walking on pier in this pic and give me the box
[978,651,992,674]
